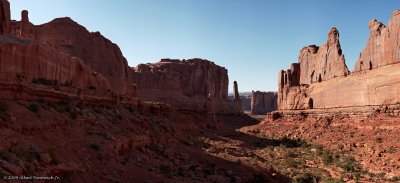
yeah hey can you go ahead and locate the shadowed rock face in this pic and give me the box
[134,59,228,100]
[0,38,111,90]
[0,0,10,34]
[33,17,134,95]
[278,10,400,110]
[251,91,277,115]
[354,10,400,72]
[0,1,242,113]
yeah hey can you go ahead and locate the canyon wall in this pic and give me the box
[278,10,400,110]
[0,1,242,113]
[0,0,10,34]
[354,11,400,72]
[132,59,241,113]
[251,91,277,115]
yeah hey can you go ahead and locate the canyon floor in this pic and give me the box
[0,99,399,182]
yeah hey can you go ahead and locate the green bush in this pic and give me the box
[321,150,334,165]
[284,157,297,168]
[294,173,317,183]
[336,156,359,172]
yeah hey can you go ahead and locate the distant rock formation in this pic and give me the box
[228,92,252,111]
[132,59,241,113]
[19,10,30,38]
[278,10,400,110]
[233,81,242,112]
[251,91,277,115]
[0,1,242,114]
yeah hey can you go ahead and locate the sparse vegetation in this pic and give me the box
[321,150,334,165]
[283,156,297,167]
[335,156,359,172]
[0,101,8,112]
[89,143,101,150]
[375,137,383,143]
[294,173,317,183]
[32,78,59,88]
[27,102,40,112]
[93,106,102,113]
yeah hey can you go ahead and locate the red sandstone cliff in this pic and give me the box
[251,91,277,115]
[278,28,349,110]
[132,59,241,113]
[278,10,400,110]
[298,28,349,85]
[0,0,242,113]
[354,10,400,72]
[31,18,134,95]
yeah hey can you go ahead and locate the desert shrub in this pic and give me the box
[93,107,102,113]
[159,164,171,174]
[336,156,359,172]
[321,150,334,165]
[377,172,386,178]
[32,78,59,87]
[27,103,40,113]
[324,178,344,183]
[0,149,11,160]
[69,111,78,119]
[89,143,101,150]
[13,149,35,162]
[353,172,362,182]
[337,143,344,150]
[0,101,8,112]
[294,173,317,183]
[284,156,297,168]
[284,150,296,159]
[388,176,400,182]
[376,137,383,143]
[124,105,133,113]
[281,136,308,148]
[16,73,23,81]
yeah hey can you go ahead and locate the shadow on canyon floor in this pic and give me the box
[0,100,292,183]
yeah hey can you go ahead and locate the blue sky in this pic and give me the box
[10,0,400,92]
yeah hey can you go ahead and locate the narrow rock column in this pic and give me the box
[20,10,30,38]
[233,81,242,112]
[233,81,240,102]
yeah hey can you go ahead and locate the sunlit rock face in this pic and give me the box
[354,10,400,72]
[278,10,400,110]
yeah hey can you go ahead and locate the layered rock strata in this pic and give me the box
[0,1,242,113]
[278,10,400,110]
[354,11,400,72]
[0,0,10,34]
